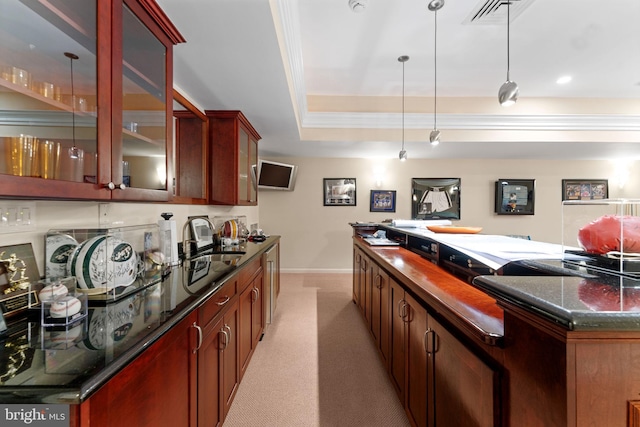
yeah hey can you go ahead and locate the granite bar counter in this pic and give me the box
[473,273,640,331]
[0,236,279,404]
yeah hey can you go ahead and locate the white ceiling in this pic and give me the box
[157,0,640,160]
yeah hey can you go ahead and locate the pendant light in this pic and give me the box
[64,52,80,158]
[428,0,444,146]
[498,0,519,106]
[398,55,409,161]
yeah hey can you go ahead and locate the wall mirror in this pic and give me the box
[172,89,208,204]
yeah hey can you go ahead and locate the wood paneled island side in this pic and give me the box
[353,224,640,427]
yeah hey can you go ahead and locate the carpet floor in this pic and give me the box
[223,273,410,427]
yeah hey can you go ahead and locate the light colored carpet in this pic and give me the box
[223,273,410,427]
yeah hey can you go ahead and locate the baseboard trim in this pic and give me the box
[281,268,352,274]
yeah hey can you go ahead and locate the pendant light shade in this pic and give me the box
[428,0,444,146]
[498,0,519,106]
[398,55,409,161]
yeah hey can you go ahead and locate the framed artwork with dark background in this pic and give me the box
[495,179,535,215]
[411,178,460,220]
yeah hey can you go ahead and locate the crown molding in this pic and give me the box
[301,111,640,131]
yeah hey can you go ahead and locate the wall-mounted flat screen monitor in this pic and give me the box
[255,159,297,191]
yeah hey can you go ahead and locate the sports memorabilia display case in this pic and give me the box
[45,224,163,302]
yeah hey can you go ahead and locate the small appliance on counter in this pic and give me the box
[158,212,179,267]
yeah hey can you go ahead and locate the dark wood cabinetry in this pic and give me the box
[355,239,499,427]
[197,278,238,427]
[239,258,264,381]
[430,317,496,427]
[370,264,390,367]
[80,311,198,427]
[173,89,208,204]
[205,110,260,206]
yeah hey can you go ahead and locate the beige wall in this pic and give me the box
[258,157,639,273]
[1,157,638,276]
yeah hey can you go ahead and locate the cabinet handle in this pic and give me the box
[252,287,260,303]
[375,274,383,289]
[216,295,230,306]
[398,300,408,321]
[220,329,229,351]
[424,328,435,354]
[224,324,232,345]
[192,322,202,354]
[402,303,410,323]
[104,182,126,190]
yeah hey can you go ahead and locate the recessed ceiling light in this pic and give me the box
[556,75,572,85]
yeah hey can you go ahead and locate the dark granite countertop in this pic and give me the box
[473,271,640,331]
[0,237,279,404]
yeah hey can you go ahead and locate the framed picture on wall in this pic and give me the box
[562,179,608,201]
[411,178,461,220]
[495,179,535,215]
[370,190,396,212]
[323,178,356,206]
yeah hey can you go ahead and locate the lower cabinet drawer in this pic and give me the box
[199,279,237,328]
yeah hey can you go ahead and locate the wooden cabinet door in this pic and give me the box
[84,311,198,427]
[353,247,362,305]
[221,298,239,420]
[389,278,405,402]
[371,264,381,343]
[378,267,391,367]
[358,253,368,315]
[405,292,429,427]
[431,317,497,427]
[198,314,223,427]
[239,282,253,380]
[364,254,374,324]
[251,272,264,346]
[205,110,260,206]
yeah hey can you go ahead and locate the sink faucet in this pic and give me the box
[181,216,217,259]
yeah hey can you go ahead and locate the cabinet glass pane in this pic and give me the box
[122,4,166,190]
[0,0,98,183]
[238,127,249,201]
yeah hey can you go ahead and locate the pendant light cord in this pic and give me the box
[433,9,437,129]
[64,52,79,158]
[70,56,76,145]
[506,0,510,81]
[402,59,405,151]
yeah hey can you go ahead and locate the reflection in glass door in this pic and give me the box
[121,4,167,191]
[0,0,98,183]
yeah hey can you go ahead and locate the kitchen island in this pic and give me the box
[352,223,640,427]
[0,236,280,427]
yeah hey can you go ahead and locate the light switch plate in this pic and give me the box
[0,202,36,234]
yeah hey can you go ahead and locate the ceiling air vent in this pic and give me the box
[463,0,535,25]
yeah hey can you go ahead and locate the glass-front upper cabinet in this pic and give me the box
[0,0,100,197]
[0,0,184,201]
[118,1,169,199]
